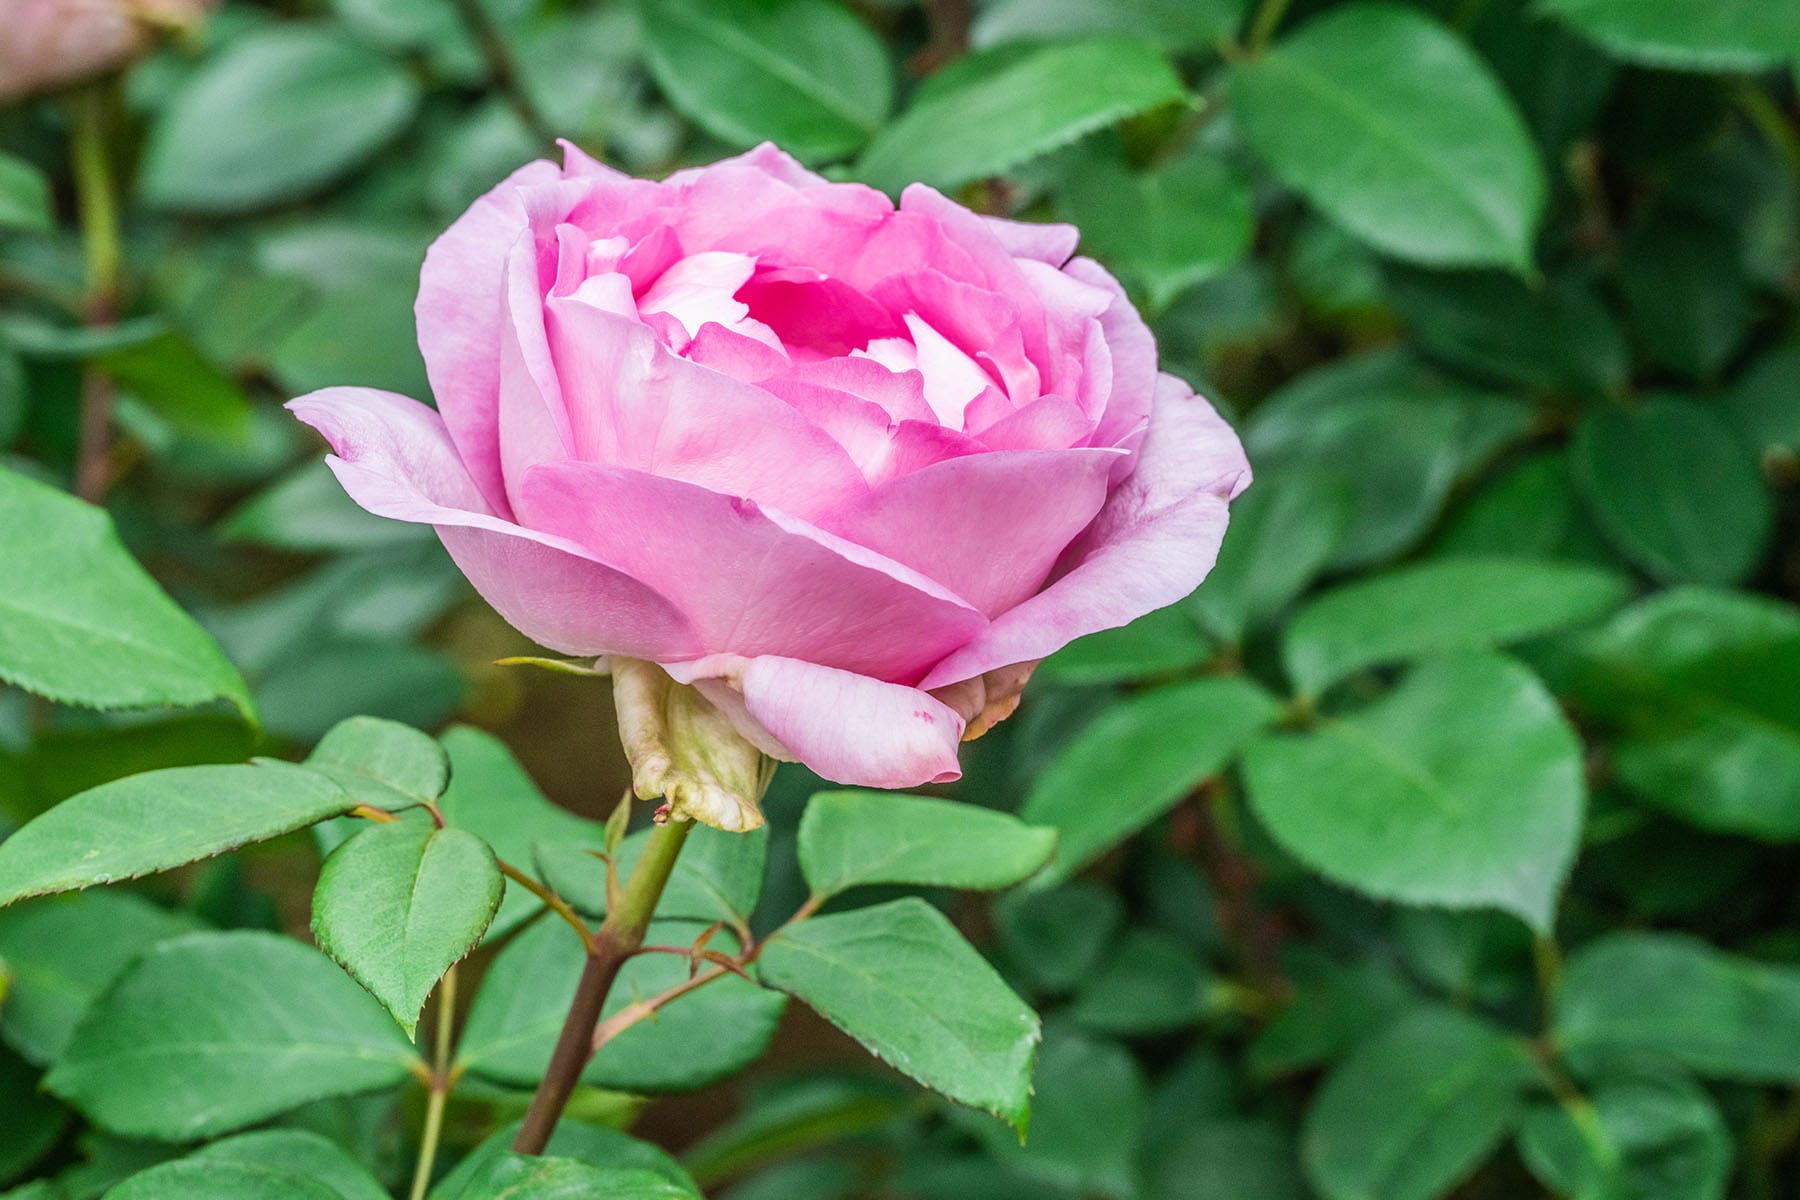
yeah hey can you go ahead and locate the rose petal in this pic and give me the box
[1065,257,1157,466]
[982,214,1080,265]
[821,448,1118,615]
[667,654,965,788]
[543,292,868,520]
[520,461,988,682]
[287,387,697,660]
[414,156,562,515]
[919,374,1249,689]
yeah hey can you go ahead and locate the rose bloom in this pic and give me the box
[0,0,211,100]
[291,143,1248,803]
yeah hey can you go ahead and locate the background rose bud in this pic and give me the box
[290,143,1249,792]
[0,0,211,101]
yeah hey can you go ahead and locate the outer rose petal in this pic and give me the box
[981,214,1079,265]
[919,374,1249,690]
[286,387,697,660]
[414,157,563,515]
[1065,257,1158,464]
[666,656,965,789]
[819,448,1119,617]
[519,461,987,682]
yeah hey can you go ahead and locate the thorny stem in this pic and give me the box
[71,83,121,503]
[592,964,730,1052]
[408,966,458,1200]
[512,818,694,1155]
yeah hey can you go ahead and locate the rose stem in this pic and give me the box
[407,965,458,1200]
[512,818,694,1155]
[71,82,121,503]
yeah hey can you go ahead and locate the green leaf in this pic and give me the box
[0,1045,67,1187]
[312,821,501,1036]
[972,0,1245,54]
[537,822,767,928]
[1540,0,1799,72]
[0,762,351,907]
[1284,556,1633,696]
[1022,677,1282,881]
[0,152,53,233]
[434,1120,698,1200]
[1248,952,1417,1080]
[433,1155,691,1200]
[857,38,1186,193]
[140,26,421,212]
[46,930,419,1140]
[1431,451,1616,564]
[219,462,433,554]
[0,891,200,1065]
[1385,267,1629,395]
[1563,588,1800,840]
[756,897,1040,1131]
[1059,147,1253,311]
[1243,652,1584,932]
[1233,3,1545,269]
[994,882,1125,997]
[178,1131,388,1200]
[1619,213,1750,381]
[1302,1007,1540,1200]
[1068,930,1211,1036]
[797,791,1056,899]
[1244,351,1534,569]
[1572,397,1773,585]
[92,330,253,448]
[456,917,784,1093]
[960,1027,1145,1198]
[681,1075,912,1188]
[1555,933,1800,1083]
[101,1161,341,1200]
[0,343,24,451]
[1518,1072,1730,1200]
[638,0,891,162]
[0,466,253,717]
[1038,604,1216,687]
[1190,464,1352,643]
[305,716,449,812]
[255,639,466,745]
[434,726,606,939]
[1148,1120,1307,1200]
[1725,343,1800,460]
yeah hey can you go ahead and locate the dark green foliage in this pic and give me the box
[0,0,1796,1196]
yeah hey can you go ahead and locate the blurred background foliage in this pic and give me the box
[1,0,1799,1197]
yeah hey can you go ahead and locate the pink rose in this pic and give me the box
[0,0,212,100]
[289,144,1248,792]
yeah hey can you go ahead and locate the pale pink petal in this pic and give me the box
[543,293,868,520]
[903,311,997,427]
[982,214,1080,265]
[972,394,1094,451]
[638,250,760,342]
[496,230,577,514]
[684,322,791,383]
[821,448,1118,616]
[667,655,965,788]
[414,157,562,515]
[920,375,1249,690]
[1065,257,1157,462]
[555,138,626,180]
[520,461,987,682]
[287,387,696,660]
